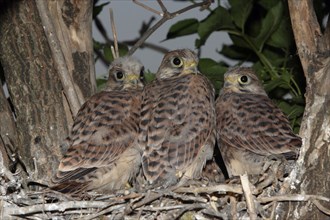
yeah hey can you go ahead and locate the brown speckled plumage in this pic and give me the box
[52,56,145,193]
[139,49,216,187]
[215,67,301,177]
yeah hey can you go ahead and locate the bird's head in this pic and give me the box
[156,49,199,79]
[222,67,267,95]
[107,56,145,90]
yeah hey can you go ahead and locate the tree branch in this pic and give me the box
[35,0,82,115]
[127,0,213,56]
[287,0,322,77]
[240,174,258,220]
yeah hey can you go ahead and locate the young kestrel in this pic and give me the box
[215,67,302,177]
[139,49,216,187]
[52,56,145,193]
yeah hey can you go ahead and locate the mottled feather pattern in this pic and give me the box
[139,49,216,186]
[215,67,301,177]
[52,56,145,193]
[218,93,300,156]
[53,90,142,187]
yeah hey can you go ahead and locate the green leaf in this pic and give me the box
[258,0,280,10]
[103,45,114,62]
[262,47,286,66]
[103,45,113,62]
[267,18,293,49]
[228,34,251,49]
[229,0,254,31]
[220,44,255,60]
[96,78,108,91]
[103,44,129,62]
[276,101,305,120]
[197,6,235,47]
[144,71,156,83]
[117,44,129,57]
[93,2,110,18]
[199,58,227,92]
[264,77,289,92]
[254,1,284,50]
[166,19,199,40]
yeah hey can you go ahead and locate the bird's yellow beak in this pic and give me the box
[126,73,140,84]
[224,75,237,84]
[124,73,144,89]
[182,60,198,75]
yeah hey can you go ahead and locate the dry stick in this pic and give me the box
[312,199,330,216]
[257,194,330,203]
[133,190,166,209]
[258,195,330,217]
[166,191,207,203]
[133,0,162,16]
[35,0,81,115]
[174,184,243,195]
[83,193,145,219]
[127,0,213,56]
[139,204,192,212]
[81,204,126,220]
[230,196,238,220]
[157,0,167,14]
[3,201,110,216]
[240,174,258,220]
[94,14,168,62]
[109,8,119,59]
[173,203,206,219]
[270,202,277,220]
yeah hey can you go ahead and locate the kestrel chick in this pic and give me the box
[52,56,145,193]
[215,67,301,177]
[139,49,216,187]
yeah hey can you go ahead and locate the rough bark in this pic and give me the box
[0,0,95,182]
[49,0,96,98]
[39,0,96,115]
[278,1,330,219]
[0,83,13,170]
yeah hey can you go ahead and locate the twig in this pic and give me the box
[240,174,258,220]
[230,196,238,220]
[127,0,213,56]
[157,0,167,14]
[138,204,194,212]
[270,201,277,220]
[133,0,162,16]
[132,190,165,209]
[166,191,207,203]
[312,199,330,216]
[257,194,330,203]
[81,203,126,220]
[173,203,206,219]
[174,184,243,195]
[35,0,82,115]
[3,201,111,216]
[258,194,330,217]
[109,8,119,59]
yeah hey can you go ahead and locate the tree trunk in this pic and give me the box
[0,0,95,182]
[278,1,330,219]
[0,82,13,170]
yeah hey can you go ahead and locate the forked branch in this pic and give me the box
[127,0,213,56]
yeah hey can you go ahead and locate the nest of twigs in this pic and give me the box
[4,161,327,220]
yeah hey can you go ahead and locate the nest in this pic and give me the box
[4,161,328,220]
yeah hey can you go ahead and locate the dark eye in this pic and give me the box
[116,71,124,80]
[171,57,182,67]
[239,75,249,84]
[140,67,145,80]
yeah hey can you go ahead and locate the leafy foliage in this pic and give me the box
[92,0,328,133]
[166,0,306,132]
